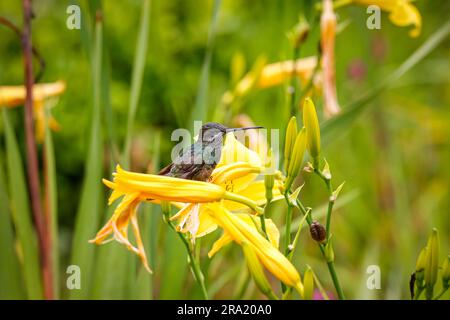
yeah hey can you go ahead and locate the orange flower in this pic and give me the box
[320,0,341,118]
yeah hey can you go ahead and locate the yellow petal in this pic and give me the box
[208,232,233,257]
[388,1,421,37]
[205,204,302,291]
[109,165,226,203]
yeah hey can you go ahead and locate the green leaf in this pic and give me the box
[43,107,59,299]
[0,150,25,299]
[159,226,188,299]
[2,109,43,299]
[69,14,104,299]
[122,0,151,167]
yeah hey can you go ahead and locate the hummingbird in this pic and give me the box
[158,122,263,182]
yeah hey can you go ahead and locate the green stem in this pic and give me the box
[314,168,334,240]
[326,261,345,300]
[284,194,293,256]
[433,287,448,300]
[295,198,345,300]
[414,286,424,300]
[298,50,322,103]
[289,45,301,116]
[162,205,209,300]
[259,211,269,240]
[224,191,264,214]
[287,208,310,261]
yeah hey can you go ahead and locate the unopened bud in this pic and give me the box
[285,128,307,191]
[284,116,298,172]
[415,247,427,288]
[424,228,440,299]
[242,242,277,300]
[442,255,450,288]
[303,98,321,167]
[424,228,440,288]
[303,266,314,300]
[325,237,334,263]
[288,15,310,48]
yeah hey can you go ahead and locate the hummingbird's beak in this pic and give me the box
[226,126,264,132]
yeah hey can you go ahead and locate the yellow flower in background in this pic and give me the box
[321,0,341,118]
[0,81,65,142]
[205,203,304,295]
[232,57,320,99]
[257,57,319,88]
[352,0,421,37]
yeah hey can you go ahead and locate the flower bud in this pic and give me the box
[303,266,314,300]
[414,247,427,288]
[424,228,440,288]
[287,15,310,48]
[264,174,274,203]
[324,237,334,263]
[303,98,321,167]
[285,128,307,191]
[242,242,277,300]
[424,228,439,299]
[284,116,298,172]
[415,247,427,273]
[310,221,326,243]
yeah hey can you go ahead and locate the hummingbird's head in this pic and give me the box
[199,122,264,143]
[199,122,229,142]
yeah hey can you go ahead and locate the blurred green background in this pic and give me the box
[0,0,449,299]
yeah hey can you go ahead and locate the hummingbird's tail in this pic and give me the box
[157,163,173,176]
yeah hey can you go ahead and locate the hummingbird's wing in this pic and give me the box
[159,142,216,181]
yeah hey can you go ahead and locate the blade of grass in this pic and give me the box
[131,129,161,300]
[2,109,43,299]
[159,225,188,299]
[89,6,133,299]
[321,21,450,144]
[69,11,104,299]
[0,151,25,299]
[90,225,131,299]
[122,0,151,167]
[189,0,221,130]
[43,106,59,299]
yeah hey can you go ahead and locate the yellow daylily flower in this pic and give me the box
[90,165,230,272]
[92,132,279,271]
[352,0,421,37]
[205,203,304,295]
[0,81,65,142]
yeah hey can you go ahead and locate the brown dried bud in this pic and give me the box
[310,221,326,243]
